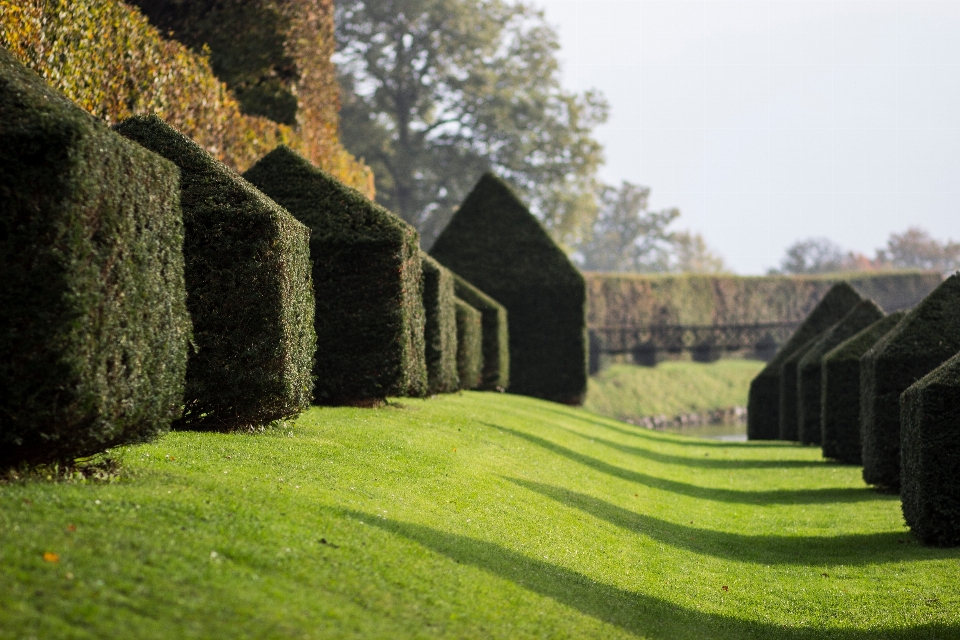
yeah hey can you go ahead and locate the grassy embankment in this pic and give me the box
[585,359,765,420]
[1,392,958,639]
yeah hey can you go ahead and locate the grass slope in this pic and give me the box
[585,360,765,419]
[1,392,957,639]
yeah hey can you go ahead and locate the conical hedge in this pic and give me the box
[748,282,862,440]
[431,173,586,404]
[454,298,483,390]
[422,254,459,394]
[797,300,884,445]
[900,350,960,546]
[861,274,960,489]
[0,50,191,465]
[115,117,315,430]
[242,145,426,404]
[821,312,905,464]
[449,273,510,391]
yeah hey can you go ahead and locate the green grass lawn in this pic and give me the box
[1,392,957,639]
[585,359,765,420]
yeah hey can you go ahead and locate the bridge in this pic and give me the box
[588,322,801,371]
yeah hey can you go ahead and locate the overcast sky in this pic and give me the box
[535,0,960,274]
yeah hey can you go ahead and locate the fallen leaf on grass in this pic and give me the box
[822,573,829,578]
[43,552,59,563]
[66,524,76,532]
[721,585,729,592]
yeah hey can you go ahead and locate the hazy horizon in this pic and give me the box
[536,0,960,274]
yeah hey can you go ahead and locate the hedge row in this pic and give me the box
[115,116,315,430]
[820,312,904,464]
[860,274,960,490]
[900,351,960,546]
[449,274,510,392]
[797,300,884,445]
[748,283,863,440]
[433,173,586,404]
[422,254,460,394]
[454,298,484,390]
[243,145,426,405]
[0,48,191,465]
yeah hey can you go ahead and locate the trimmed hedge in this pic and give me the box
[820,312,905,464]
[778,333,826,441]
[454,298,483,390]
[748,282,862,440]
[422,254,459,394]
[900,350,960,546]
[0,50,190,465]
[860,274,960,489]
[242,145,427,404]
[449,273,510,391]
[797,300,884,445]
[115,116,314,430]
[431,173,585,403]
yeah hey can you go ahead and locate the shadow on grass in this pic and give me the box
[558,428,827,470]
[530,405,788,448]
[340,508,954,640]
[484,424,886,506]
[507,478,957,567]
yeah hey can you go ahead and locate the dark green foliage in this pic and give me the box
[860,274,960,489]
[901,351,960,546]
[748,283,862,440]
[114,117,314,429]
[778,333,825,441]
[242,145,426,404]
[449,273,509,391]
[0,50,190,465]
[454,298,483,390]
[431,173,585,403]
[821,313,905,464]
[797,300,884,445]
[422,253,459,394]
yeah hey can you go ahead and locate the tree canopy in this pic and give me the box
[335,0,607,246]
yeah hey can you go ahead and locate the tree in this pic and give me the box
[576,181,677,272]
[335,0,607,246]
[669,230,728,274]
[773,237,850,274]
[877,227,960,272]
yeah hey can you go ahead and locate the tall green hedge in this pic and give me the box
[900,350,960,546]
[778,333,825,441]
[821,313,905,464]
[860,274,960,489]
[242,145,426,404]
[797,300,884,445]
[431,173,585,404]
[748,283,862,440]
[0,50,191,466]
[449,273,510,391]
[454,298,483,390]
[422,253,459,394]
[115,116,314,430]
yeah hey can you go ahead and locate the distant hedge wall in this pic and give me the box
[797,300,884,445]
[860,274,960,490]
[748,283,862,440]
[243,145,426,404]
[821,313,904,464]
[116,116,315,430]
[454,299,483,390]
[900,351,960,546]
[422,254,459,394]
[432,173,585,404]
[0,50,191,466]
[584,271,941,329]
[0,0,373,194]
[449,273,510,392]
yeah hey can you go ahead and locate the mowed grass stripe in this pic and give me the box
[0,393,957,639]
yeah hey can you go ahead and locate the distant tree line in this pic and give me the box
[772,228,960,275]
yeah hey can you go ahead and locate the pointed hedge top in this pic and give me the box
[431,172,581,290]
[823,312,906,364]
[798,298,885,371]
[243,145,413,243]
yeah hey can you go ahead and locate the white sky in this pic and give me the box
[535,0,960,274]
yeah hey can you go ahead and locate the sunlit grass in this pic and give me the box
[0,392,957,639]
